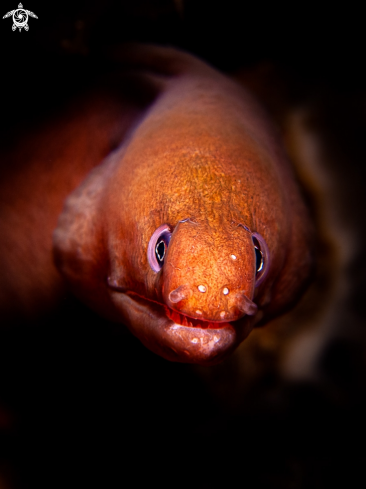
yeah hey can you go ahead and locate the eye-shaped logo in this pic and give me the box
[3,3,38,31]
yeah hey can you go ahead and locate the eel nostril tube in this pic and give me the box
[169,285,191,303]
[236,293,258,316]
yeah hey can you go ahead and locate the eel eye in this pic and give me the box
[155,240,166,263]
[254,244,263,273]
[147,224,172,272]
[251,232,269,287]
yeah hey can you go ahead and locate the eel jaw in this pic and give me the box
[109,291,255,365]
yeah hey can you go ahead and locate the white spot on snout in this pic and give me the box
[220,311,226,318]
[230,254,237,260]
[191,338,198,344]
[198,285,206,293]
[195,310,202,315]
[223,287,229,295]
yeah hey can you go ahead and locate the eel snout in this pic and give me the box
[166,283,257,323]
[159,220,258,325]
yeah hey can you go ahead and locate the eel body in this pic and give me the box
[0,45,314,364]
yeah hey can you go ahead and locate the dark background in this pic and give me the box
[0,1,366,488]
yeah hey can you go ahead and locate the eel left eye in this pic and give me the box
[252,233,269,287]
[147,224,172,272]
[254,244,263,273]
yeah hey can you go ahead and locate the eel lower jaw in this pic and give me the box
[109,290,255,365]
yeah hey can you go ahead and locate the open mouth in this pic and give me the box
[109,288,254,364]
[122,289,231,330]
[164,306,231,329]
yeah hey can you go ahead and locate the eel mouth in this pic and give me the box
[164,306,231,329]
[110,290,255,365]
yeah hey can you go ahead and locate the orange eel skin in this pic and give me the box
[0,45,314,364]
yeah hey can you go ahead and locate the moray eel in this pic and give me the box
[1,45,314,364]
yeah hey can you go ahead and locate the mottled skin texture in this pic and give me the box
[1,45,314,364]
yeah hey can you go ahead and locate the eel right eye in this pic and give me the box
[147,224,172,272]
[155,239,167,265]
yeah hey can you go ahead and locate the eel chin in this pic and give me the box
[110,291,255,365]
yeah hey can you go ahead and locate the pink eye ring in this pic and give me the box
[147,224,172,272]
[251,232,269,287]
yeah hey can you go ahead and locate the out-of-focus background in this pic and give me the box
[0,1,365,487]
